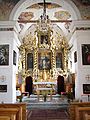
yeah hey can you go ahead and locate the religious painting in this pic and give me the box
[38,52,51,70]
[27,53,33,69]
[82,44,90,65]
[40,34,48,44]
[74,51,77,63]
[0,44,9,65]
[56,53,63,69]
[13,50,17,65]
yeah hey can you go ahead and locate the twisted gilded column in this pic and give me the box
[51,48,56,78]
[63,47,68,73]
[33,48,38,81]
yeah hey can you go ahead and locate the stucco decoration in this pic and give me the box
[18,12,34,21]
[54,11,71,20]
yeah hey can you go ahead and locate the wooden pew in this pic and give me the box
[69,102,90,120]
[84,113,90,120]
[0,103,26,120]
[75,106,90,120]
[0,116,10,120]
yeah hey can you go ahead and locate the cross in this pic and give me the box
[43,0,46,14]
[85,74,90,81]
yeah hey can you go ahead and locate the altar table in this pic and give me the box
[33,82,57,96]
[36,87,53,101]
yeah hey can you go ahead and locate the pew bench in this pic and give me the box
[69,102,90,120]
[75,106,90,120]
[84,113,90,120]
[0,103,26,120]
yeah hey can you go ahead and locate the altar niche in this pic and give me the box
[56,52,63,69]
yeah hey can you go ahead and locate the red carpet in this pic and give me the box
[27,109,70,120]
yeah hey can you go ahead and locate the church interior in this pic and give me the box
[0,0,90,120]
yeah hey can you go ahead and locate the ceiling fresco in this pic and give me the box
[0,0,20,4]
[80,0,90,5]
[27,3,61,9]
[54,11,71,20]
[0,1,14,20]
[18,12,34,21]
[72,0,90,19]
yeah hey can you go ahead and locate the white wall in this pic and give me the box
[69,20,90,100]
[0,21,21,103]
[76,31,90,99]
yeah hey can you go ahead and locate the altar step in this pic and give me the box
[22,94,63,103]
[26,101,69,110]
[22,94,69,110]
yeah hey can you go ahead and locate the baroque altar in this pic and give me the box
[18,27,69,93]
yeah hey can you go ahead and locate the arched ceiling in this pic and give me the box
[9,0,81,42]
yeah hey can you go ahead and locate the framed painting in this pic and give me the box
[0,44,9,65]
[82,44,90,65]
[27,53,33,69]
[38,52,51,70]
[56,52,63,69]
[13,50,17,65]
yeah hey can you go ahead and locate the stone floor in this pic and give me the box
[27,109,70,120]
[23,94,70,120]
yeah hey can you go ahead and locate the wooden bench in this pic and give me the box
[69,102,90,120]
[0,103,26,120]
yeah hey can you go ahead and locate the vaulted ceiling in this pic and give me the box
[10,0,81,42]
[0,0,90,43]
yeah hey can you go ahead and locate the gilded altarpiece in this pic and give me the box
[18,29,69,93]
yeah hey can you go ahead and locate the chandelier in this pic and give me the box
[37,0,51,32]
